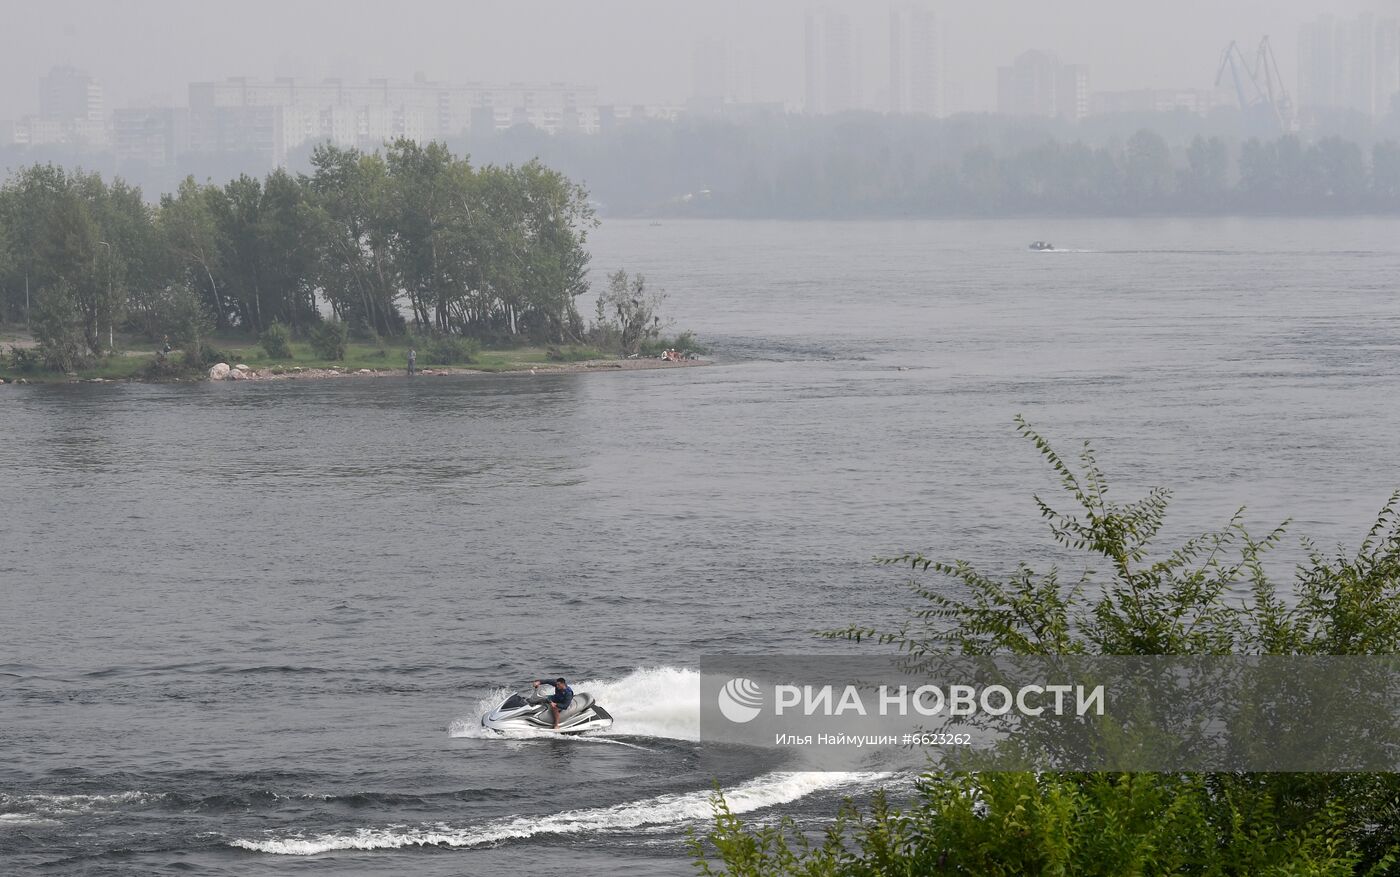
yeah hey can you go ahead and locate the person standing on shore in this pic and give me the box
[407,348,417,376]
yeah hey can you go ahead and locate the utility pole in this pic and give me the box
[25,273,29,330]
[98,240,113,351]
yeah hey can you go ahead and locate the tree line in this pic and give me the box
[0,141,596,370]
[464,116,1400,217]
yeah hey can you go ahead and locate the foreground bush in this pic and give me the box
[694,418,1400,875]
[309,319,348,360]
[423,335,479,365]
[259,321,293,359]
[696,774,1390,877]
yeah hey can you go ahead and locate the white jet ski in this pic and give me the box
[481,687,614,735]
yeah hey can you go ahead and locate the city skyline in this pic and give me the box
[5,2,1400,175]
[2,0,1392,121]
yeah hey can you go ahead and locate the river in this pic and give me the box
[3,217,1399,873]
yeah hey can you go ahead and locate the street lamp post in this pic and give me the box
[97,240,113,352]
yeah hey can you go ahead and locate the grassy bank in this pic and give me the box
[0,333,612,384]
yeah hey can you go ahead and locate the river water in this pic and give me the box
[3,217,1399,873]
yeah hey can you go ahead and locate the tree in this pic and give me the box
[31,280,87,371]
[0,196,11,322]
[1304,137,1367,209]
[36,187,107,356]
[386,139,465,332]
[594,269,663,356]
[209,174,265,331]
[159,177,226,330]
[1372,141,1400,207]
[87,174,162,349]
[1237,137,1279,209]
[256,168,322,333]
[1179,136,1228,211]
[1124,129,1174,209]
[307,144,403,337]
[513,159,596,342]
[0,146,618,360]
[0,165,68,326]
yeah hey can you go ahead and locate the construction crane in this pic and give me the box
[1215,36,1297,134]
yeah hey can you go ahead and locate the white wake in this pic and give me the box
[448,666,701,741]
[233,666,892,855]
[230,769,886,855]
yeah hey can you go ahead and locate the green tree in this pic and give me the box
[31,280,88,371]
[386,139,465,332]
[0,165,69,327]
[36,187,107,356]
[209,174,266,331]
[593,269,663,356]
[256,168,322,333]
[308,318,348,360]
[513,159,596,342]
[159,177,226,330]
[307,144,403,337]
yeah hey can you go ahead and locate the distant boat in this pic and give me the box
[1029,241,1054,251]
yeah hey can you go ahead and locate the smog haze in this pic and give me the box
[1,0,1387,117]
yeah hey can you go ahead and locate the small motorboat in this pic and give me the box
[1029,241,1055,251]
[481,687,614,735]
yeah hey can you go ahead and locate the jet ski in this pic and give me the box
[1029,241,1055,251]
[481,687,614,735]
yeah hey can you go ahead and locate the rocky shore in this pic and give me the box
[202,358,708,382]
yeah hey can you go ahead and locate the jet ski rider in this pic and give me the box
[532,677,574,728]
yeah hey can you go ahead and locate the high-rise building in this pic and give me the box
[689,37,730,116]
[2,67,111,149]
[805,10,860,114]
[39,66,104,122]
[1298,13,1400,118]
[693,38,728,101]
[1057,64,1090,121]
[113,107,190,168]
[183,77,603,165]
[997,51,1089,120]
[889,3,942,116]
[1380,19,1400,117]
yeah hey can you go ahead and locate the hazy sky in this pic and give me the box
[0,0,1391,118]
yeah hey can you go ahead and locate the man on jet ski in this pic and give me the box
[532,677,574,728]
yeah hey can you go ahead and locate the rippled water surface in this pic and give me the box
[4,217,1400,873]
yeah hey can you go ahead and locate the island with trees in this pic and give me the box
[0,141,700,384]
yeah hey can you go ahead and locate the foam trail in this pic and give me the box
[0,813,61,827]
[230,770,887,855]
[449,666,700,742]
[0,791,163,816]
